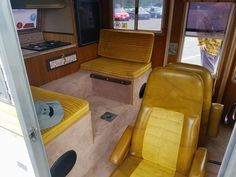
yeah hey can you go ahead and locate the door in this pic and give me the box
[0,0,50,177]
[180,2,234,76]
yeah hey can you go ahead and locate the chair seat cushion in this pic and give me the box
[110,156,186,177]
[80,57,152,79]
[130,160,175,177]
[31,86,89,144]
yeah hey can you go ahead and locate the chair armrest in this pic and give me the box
[208,103,224,137]
[189,148,207,177]
[110,126,133,165]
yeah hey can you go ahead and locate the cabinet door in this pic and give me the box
[24,47,79,86]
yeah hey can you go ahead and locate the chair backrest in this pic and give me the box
[98,29,154,63]
[167,62,213,146]
[131,67,204,175]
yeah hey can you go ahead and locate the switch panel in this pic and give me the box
[47,53,77,70]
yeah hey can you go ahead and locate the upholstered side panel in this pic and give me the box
[110,156,142,177]
[131,68,204,175]
[167,63,213,146]
[98,29,154,63]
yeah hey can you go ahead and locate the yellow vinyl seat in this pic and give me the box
[167,62,224,145]
[80,57,152,79]
[110,67,207,177]
[31,86,89,144]
[80,29,154,79]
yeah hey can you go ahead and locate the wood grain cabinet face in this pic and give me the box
[24,47,79,86]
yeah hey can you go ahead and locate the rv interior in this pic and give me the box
[2,0,236,177]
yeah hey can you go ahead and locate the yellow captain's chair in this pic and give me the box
[167,63,224,146]
[110,67,207,177]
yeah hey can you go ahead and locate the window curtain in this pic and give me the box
[185,0,236,2]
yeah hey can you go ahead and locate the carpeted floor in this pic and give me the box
[206,125,232,177]
[41,71,233,177]
[42,71,141,177]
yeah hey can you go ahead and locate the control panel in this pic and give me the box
[47,53,77,70]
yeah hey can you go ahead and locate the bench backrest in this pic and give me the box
[98,29,155,63]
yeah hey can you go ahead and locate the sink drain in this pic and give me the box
[100,112,117,122]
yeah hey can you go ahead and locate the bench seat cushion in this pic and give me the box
[98,29,154,64]
[80,57,152,79]
[31,86,89,144]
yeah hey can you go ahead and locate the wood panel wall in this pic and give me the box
[43,32,77,44]
[152,0,171,67]
[77,43,98,63]
[24,47,79,86]
[222,46,236,116]
[167,0,186,63]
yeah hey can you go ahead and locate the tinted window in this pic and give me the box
[186,3,232,34]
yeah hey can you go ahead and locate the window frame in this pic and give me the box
[112,0,165,33]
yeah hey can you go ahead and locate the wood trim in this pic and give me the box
[176,2,188,62]
[69,0,78,44]
[213,5,236,102]
[163,0,175,66]
[43,32,77,44]
[217,27,236,102]
[151,0,171,67]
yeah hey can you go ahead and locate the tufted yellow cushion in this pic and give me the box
[142,107,184,170]
[111,156,187,177]
[130,160,175,177]
[31,86,89,144]
[130,107,184,177]
[80,57,152,79]
[98,29,154,63]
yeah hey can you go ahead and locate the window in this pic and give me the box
[113,0,164,32]
[181,2,233,75]
[186,3,232,36]
[12,9,38,31]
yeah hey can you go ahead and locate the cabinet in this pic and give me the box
[24,47,79,86]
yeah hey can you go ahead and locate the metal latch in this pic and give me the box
[28,127,37,142]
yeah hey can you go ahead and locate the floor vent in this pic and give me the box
[100,112,117,122]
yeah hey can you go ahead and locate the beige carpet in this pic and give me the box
[206,125,232,177]
[41,70,233,177]
[42,71,141,177]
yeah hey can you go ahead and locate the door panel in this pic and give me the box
[0,0,51,176]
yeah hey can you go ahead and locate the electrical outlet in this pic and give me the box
[168,43,178,55]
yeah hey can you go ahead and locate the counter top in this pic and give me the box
[22,44,77,59]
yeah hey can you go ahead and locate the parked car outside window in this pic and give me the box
[114,8,130,21]
[129,7,151,20]
[149,6,163,18]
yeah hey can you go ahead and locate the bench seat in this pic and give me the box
[80,57,152,79]
[31,86,89,144]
